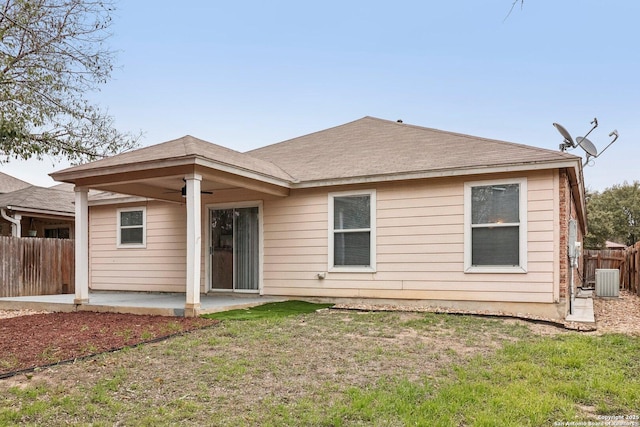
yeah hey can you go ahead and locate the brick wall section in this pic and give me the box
[558,169,584,300]
[559,170,569,299]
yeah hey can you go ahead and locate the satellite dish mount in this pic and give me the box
[553,117,619,166]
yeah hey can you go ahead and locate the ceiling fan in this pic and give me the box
[164,179,214,197]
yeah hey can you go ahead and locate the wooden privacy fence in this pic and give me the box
[0,237,75,297]
[584,244,640,295]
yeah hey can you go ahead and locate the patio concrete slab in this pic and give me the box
[0,292,287,317]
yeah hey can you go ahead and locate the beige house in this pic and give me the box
[51,117,586,319]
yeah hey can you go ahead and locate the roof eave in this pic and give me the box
[290,159,582,189]
[5,206,74,217]
[50,155,293,189]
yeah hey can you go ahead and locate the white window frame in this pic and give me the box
[464,178,527,273]
[117,207,147,248]
[328,189,376,273]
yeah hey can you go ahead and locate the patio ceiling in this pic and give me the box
[52,159,291,202]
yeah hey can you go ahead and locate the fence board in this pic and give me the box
[0,237,75,297]
[584,244,640,296]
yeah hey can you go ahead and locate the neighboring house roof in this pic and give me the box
[248,116,580,185]
[0,172,31,193]
[0,185,75,216]
[605,240,627,249]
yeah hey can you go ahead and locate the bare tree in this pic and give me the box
[0,0,138,164]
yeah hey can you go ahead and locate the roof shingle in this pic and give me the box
[248,116,579,183]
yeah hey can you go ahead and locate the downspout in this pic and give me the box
[1,208,22,237]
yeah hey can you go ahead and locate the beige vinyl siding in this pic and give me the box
[90,201,187,292]
[262,171,559,304]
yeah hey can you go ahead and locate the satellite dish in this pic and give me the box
[553,122,575,149]
[576,137,598,157]
[552,118,619,166]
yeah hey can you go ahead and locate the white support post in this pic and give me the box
[185,174,202,316]
[74,187,89,304]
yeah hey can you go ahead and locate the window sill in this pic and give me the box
[465,266,527,274]
[116,244,147,249]
[329,266,376,273]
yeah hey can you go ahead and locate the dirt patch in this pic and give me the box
[0,311,217,377]
[592,289,640,335]
[334,290,640,336]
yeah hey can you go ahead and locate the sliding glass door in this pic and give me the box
[210,207,259,291]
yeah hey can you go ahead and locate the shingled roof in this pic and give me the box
[248,116,579,184]
[56,135,293,182]
[0,172,31,193]
[0,186,75,215]
[52,117,581,188]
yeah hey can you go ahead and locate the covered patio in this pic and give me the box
[0,292,286,317]
[48,136,293,317]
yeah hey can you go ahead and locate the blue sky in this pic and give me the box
[3,0,638,191]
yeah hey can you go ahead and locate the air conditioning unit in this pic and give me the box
[595,269,620,297]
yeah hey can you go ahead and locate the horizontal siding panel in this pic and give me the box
[92,277,183,286]
[265,246,327,256]
[264,238,327,248]
[377,195,462,209]
[91,249,186,258]
[529,241,553,252]
[528,251,554,262]
[263,286,553,303]
[377,253,462,264]
[377,224,461,236]
[528,221,553,232]
[378,215,462,228]
[377,243,463,254]
[355,289,553,303]
[529,200,554,212]
[264,212,326,224]
[146,235,187,244]
[264,271,329,280]
[377,262,463,272]
[265,255,326,265]
[92,257,185,266]
[528,210,554,221]
[528,231,554,242]
[372,271,554,282]
[264,279,404,290]
[92,269,185,279]
[257,278,549,295]
[264,263,327,272]
[377,205,463,218]
[264,229,326,241]
[377,234,463,245]
[91,282,184,292]
[264,194,326,209]
[401,280,553,293]
[529,188,553,201]
[265,221,326,233]
[378,185,462,200]
[264,286,362,298]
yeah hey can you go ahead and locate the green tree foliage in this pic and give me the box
[0,0,138,163]
[585,182,640,248]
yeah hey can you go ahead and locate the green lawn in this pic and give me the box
[1,303,639,426]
